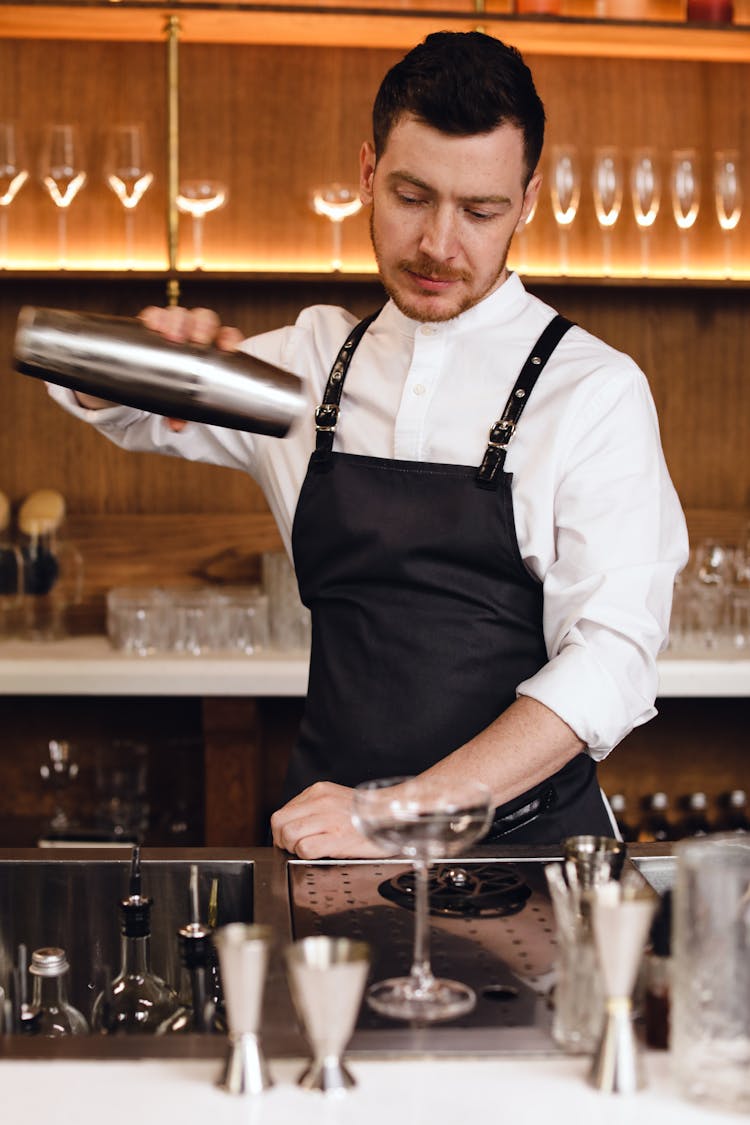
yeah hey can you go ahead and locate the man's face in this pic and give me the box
[359,113,540,323]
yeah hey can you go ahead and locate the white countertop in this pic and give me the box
[0,636,747,698]
[0,1053,741,1125]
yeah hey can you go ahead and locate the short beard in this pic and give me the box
[369,210,511,324]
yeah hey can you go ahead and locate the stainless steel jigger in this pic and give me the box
[213,923,274,1095]
[563,834,626,890]
[285,935,370,1094]
[588,884,657,1095]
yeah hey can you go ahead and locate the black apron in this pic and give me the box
[286,310,613,845]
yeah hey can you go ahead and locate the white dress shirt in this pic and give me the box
[48,272,689,760]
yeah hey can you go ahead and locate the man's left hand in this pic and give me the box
[270,781,392,859]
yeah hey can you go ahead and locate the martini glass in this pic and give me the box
[310,182,362,271]
[105,124,154,269]
[0,122,29,268]
[592,146,624,275]
[549,145,581,275]
[670,149,700,278]
[352,775,493,1022]
[713,149,742,278]
[40,123,87,268]
[176,179,227,270]
[630,148,661,276]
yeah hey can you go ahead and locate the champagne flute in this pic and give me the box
[310,182,362,271]
[352,775,493,1022]
[713,149,742,278]
[0,122,29,268]
[549,145,581,275]
[592,146,624,275]
[630,148,661,276]
[670,149,700,278]
[105,124,154,270]
[40,124,87,269]
[176,179,227,270]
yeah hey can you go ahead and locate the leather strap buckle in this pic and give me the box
[315,403,339,431]
[487,418,515,449]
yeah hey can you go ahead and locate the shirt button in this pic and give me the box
[420,325,438,336]
[413,383,426,396]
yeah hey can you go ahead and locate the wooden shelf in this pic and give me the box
[1,4,750,59]
[1,269,750,288]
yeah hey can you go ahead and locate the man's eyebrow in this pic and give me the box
[386,169,512,206]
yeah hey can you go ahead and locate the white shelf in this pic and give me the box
[0,635,747,697]
[0,636,310,696]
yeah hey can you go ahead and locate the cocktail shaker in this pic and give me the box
[14,305,306,437]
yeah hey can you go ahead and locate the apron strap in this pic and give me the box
[476,314,575,490]
[314,308,382,454]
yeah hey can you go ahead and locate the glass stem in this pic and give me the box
[124,210,135,270]
[639,231,650,277]
[193,215,204,270]
[57,209,67,269]
[330,219,343,272]
[680,230,690,278]
[558,226,569,275]
[409,860,434,994]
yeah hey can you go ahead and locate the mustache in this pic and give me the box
[400,255,469,283]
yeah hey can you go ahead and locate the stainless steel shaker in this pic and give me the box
[14,305,305,437]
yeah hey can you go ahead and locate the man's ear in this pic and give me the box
[359,141,376,205]
[517,170,542,230]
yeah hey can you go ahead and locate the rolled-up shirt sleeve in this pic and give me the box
[516,359,689,759]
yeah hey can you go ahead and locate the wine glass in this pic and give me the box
[176,179,227,270]
[40,123,87,268]
[549,145,581,275]
[630,148,661,276]
[670,149,700,278]
[0,122,29,268]
[105,124,154,270]
[352,775,493,1022]
[591,146,624,275]
[713,149,742,278]
[310,182,362,271]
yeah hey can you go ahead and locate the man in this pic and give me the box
[49,32,688,858]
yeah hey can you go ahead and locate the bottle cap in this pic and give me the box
[30,947,69,977]
[120,893,153,938]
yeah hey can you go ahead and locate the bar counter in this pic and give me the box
[0,1051,739,1124]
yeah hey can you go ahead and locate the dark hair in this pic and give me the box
[372,31,545,184]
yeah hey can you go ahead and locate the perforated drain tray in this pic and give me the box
[288,857,562,1055]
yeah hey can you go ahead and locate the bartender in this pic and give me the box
[48,32,688,858]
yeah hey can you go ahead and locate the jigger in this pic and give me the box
[213,923,274,1095]
[588,883,657,1095]
[285,935,370,1094]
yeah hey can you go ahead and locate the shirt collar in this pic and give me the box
[377,271,528,338]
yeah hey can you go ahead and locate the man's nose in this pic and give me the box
[418,206,458,261]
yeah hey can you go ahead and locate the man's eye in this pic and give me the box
[466,209,496,222]
[397,193,425,206]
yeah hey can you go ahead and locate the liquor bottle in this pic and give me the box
[717,789,750,833]
[636,792,674,843]
[608,793,636,842]
[157,866,226,1035]
[677,791,712,838]
[27,947,89,1036]
[91,845,180,1034]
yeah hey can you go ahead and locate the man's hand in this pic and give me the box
[137,305,245,432]
[270,781,395,860]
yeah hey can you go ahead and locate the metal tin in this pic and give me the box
[14,305,306,438]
